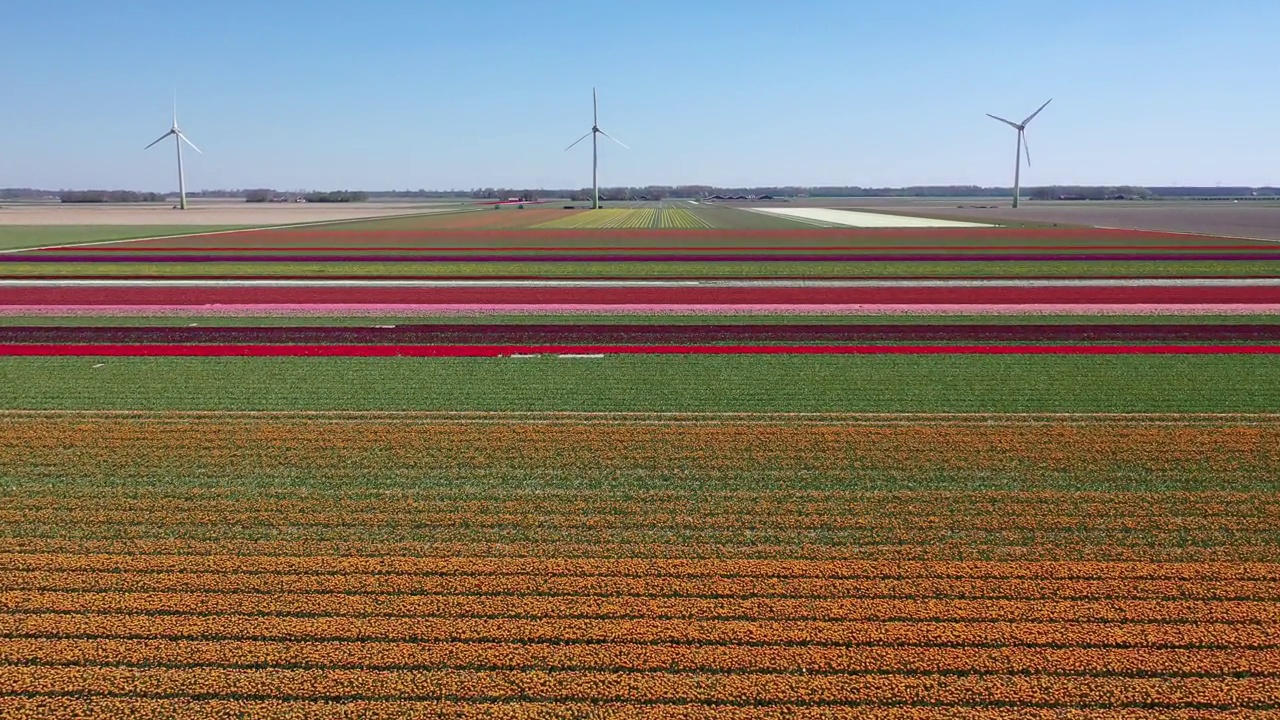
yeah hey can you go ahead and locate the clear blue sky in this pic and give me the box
[2,0,1276,191]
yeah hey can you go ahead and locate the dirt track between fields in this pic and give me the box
[0,202,459,226]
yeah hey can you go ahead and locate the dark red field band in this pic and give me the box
[6,285,1280,306]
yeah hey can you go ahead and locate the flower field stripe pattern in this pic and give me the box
[6,639,1279,677]
[10,303,1280,316]
[4,211,1279,715]
[0,416,1276,713]
[46,226,1280,250]
[7,570,1279,601]
[5,414,1278,486]
[47,244,1279,252]
[6,283,1278,305]
[9,285,1280,315]
[13,251,1280,263]
[4,343,1280,356]
[658,208,715,229]
[534,209,661,229]
[6,323,1280,345]
[0,702,1272,720]
[3,667,1280,706]
[7,611,1279,649]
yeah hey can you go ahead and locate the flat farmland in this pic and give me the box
[778,198,1280,241]
[2,206,1278,717]
[0,201,467,227]
[5,212,1280,279]
[0,225,245,253]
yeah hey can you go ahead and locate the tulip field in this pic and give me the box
[0,207,1278,716]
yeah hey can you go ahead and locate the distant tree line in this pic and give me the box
[58,190,167,203]
[7,185,1279,205]
[1,188,58,200]
[303,191,368,203]
[244,189,280,203]
[1146,186,1279,199]
[469,189,543,201]
[470,185,1280,201]
[1028,186,1155,201]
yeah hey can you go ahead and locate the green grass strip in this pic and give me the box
[0,226,246,252]
[2,355,1276,412]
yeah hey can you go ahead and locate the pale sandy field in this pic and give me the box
[748,207,994,228]
[0,202,462,226]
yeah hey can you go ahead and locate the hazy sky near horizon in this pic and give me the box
[2,0,1277,191]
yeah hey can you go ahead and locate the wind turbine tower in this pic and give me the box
[565,88,628,209]
[986,99,1051,208]
[145,98,202,210]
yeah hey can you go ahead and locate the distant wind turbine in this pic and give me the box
[987,99,1051,209]
[145,97,202,210]
[565,88,628,210]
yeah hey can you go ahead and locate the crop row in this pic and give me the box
[76,243,1273,252]
[11,488,1273,517]
[5,418,1274,478]
[7,259,1277,278]
[6,613,1275,648]
[116,225,1252,246]
[6,285,1279,306]
[11,526,1271,553]
[7,503,1274,528]
[5,554,1270,581]
[2,538,1267,563]
[4,591,1274,622]
[2,666,1278,705]
[534,209,659,230]
[10,344,1280,356]
[9,513,1270,548]
[8,323,1280,345]
[16,251,1280,263]
[10,506,1272,532]
[10,485,1273,508]
[658,208,714,229]
[6,571,1276,601]
[42,244,1277,254]
[3,698,1269,720]
[3,639,1277,676]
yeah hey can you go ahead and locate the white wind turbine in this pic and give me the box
[987,99,1051,208]
[145,97,202,210]
[565,88,628,210]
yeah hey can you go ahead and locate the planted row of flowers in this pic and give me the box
[6,323,1280,345]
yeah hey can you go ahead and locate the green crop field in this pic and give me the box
[0,225,245,251]
[3,355,1276,412]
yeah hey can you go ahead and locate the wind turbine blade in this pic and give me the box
[564,131,592,151]
[145,130,175,150]
[1021,131,1032,167]
[1022,98,1052,126]
[172,92,178,127]
[593,87,598,126]
[179,132,203,155]
[986,114,1021,130]
[598,129,629,150]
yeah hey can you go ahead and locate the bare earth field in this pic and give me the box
[0,201,464,226]
[720,198,1280,240]
[916,203,1280,241]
